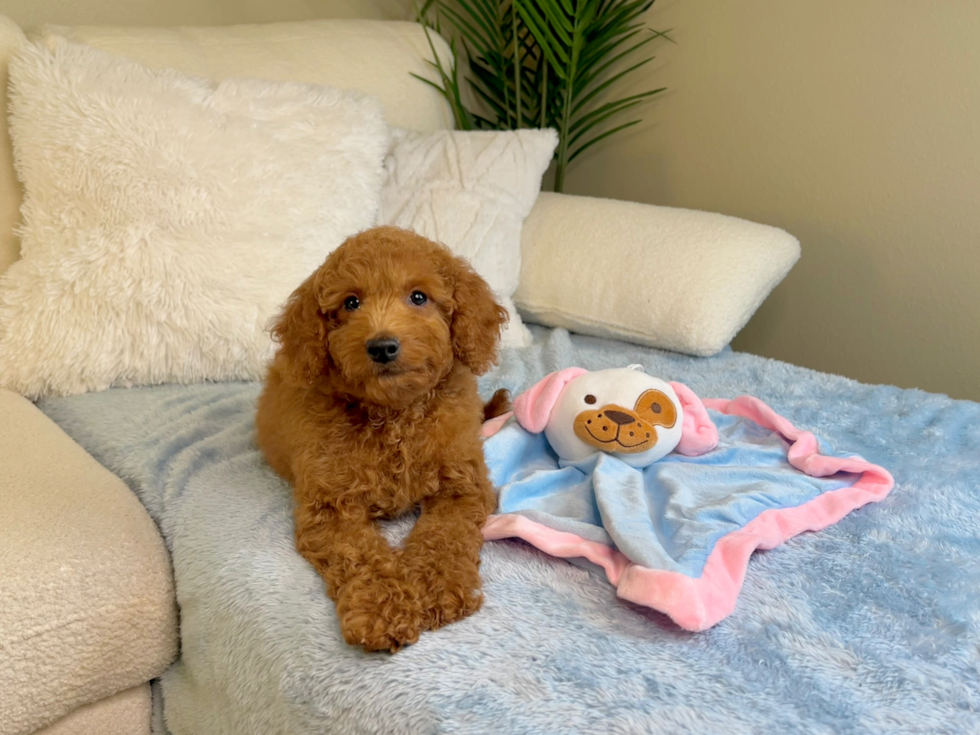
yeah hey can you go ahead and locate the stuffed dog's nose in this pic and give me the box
[604,409,635,426]
[366,337,401,364]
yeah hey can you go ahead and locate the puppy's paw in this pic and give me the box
[411,563,485,630]
[427,587,484,630]
[336,575,426,653]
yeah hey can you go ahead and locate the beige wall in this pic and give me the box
[3,0,977,401]
[565,0,980,402]
[0,0,412,33]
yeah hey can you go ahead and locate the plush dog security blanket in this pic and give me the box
[482,375,894,632]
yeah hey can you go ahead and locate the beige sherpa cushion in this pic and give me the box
[515,193,801,356]
[32,685,151,735]
[0,389,177,735]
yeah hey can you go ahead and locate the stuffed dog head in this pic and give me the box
[512,365,719,468]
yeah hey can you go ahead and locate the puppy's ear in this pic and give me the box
[270,272,330,385]
[450,258,508,375]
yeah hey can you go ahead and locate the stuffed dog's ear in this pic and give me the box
[450,258,508,375]
[670,381,719,456]
[269,271,330,385]
[513,367,589,432]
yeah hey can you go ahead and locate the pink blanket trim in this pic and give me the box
[481,395,895,632]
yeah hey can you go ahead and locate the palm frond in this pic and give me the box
[409,0,672,190]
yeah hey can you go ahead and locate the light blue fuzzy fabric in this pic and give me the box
[486,410,859,576]
[38,326,980,734]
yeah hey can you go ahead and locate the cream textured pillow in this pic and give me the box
[380,127,558,348]
[0,38,389,398]
[515,193,801,356]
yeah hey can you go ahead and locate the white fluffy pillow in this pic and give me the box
[0,38,389,398]
[380,127,558,348]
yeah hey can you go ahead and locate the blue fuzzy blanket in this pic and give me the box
[38,327,980,734]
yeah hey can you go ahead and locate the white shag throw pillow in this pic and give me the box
[0,38,389,398]
[380,127,558,349]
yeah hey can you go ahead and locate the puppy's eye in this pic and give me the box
[584,394,597,405]
[410,291,427,306]
[343,296,360,312]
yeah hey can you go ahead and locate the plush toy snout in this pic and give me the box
[572,387,677,457]
[513,365,719,467]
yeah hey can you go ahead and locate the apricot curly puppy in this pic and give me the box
[256,226,510,652]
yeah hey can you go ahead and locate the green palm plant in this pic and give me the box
[413,0,671,192]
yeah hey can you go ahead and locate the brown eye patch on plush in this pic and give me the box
[633,389,677,428]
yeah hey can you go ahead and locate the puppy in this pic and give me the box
[256,226,509,652]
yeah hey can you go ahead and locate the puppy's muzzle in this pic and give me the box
[366,337,401,364]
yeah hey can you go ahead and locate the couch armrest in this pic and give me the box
[0,389,177,735]
[515,192,800,356]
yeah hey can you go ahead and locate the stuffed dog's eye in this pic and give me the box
[343,296,360,311]
[410,291,427,306]
[584,394,597,405]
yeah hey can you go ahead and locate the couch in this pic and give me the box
[2,14,976,735]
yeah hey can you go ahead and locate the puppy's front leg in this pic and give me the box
[401,459,498,629]
[294,498,424,652]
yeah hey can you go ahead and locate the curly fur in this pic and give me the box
[256,227,509,652]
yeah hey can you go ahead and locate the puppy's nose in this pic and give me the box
[604,409,635,426]
[366,337,401,364]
